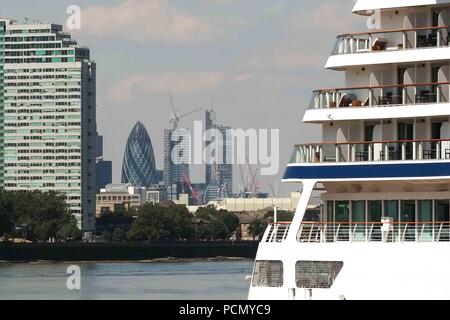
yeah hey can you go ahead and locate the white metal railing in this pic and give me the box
[263,223,291,243]
[309,82,450,110]
[332,25,449,55]
[291,138,450,164]
[297,222,450,243]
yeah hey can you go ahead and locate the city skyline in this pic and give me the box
[1,0,366,194]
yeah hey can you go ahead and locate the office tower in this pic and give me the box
[121,121,157,188]
[95,134,103,158]
[155,168,164,184]
[0,19,96,232]
[95,133,112,192]
[217,125,233,195]
[163,128,189,197]
[96,160,112,193]
[204,109,233,195]
[205,109,215,187]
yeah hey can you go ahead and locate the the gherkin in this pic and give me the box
[121,122,157,188]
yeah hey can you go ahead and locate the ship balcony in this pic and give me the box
[305,82,450,122]
[298,222,450,243]
[263,222,450,243]
[326,26,450,69]
[292,138,450,164]
[283,138,450,182]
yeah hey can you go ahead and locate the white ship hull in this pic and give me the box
[249,242,450,300]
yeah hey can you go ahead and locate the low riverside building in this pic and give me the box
[207,192,302,212]
[95,183,145,217]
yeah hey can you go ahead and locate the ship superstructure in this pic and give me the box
[249,0,450,300]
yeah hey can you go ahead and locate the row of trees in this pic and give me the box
[0,187,291,243]
[248,210,295,240]
[0,189,81,242]
[105,204,241,241]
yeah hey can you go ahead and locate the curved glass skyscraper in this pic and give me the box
[121,122,157,188]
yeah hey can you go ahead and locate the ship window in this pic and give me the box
[435,200,449,222]
[326,201,334,222]
[401,200,416,223]
[418,200,433,223]
[352,201,366,242]
[368,201,382,222]
[401,200,416,241]
[419,200,433,241]
[435,200,450,241]
[335,202,349,241]
[368,201,382,240]
[384,200,399,222]
[296,261,343,289]
[335,201,349,222]
[352,201,365,222]
[252,261,283,288]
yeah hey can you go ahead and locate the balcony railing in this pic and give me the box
[332,25,449,55]
[292,138,450,164]
[263,223,291,243]
[298,222,450,243]
[309,82,450,110]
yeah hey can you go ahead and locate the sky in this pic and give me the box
[2,0,367,195]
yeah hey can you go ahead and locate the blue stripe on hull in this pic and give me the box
[283,162,450,180]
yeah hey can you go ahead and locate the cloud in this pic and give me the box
[242,50,327,72]
[79,0,213,43]
[110,72,225,101]
[286,0,360,34]
[237,1,363,74]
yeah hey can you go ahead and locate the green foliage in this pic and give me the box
[102,230,112,241]
[0,189,14,238]
[127,204,239,241]
[195,206,240,240]
[264,210,294,223]
[127,203,195,241]
[248,219,268,240]
[111,228,126,242]
[0,189,80,242]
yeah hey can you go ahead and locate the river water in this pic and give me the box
[0,260,254,300]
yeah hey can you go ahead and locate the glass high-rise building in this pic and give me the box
[95,134,112,192]
[0,19,97,232]
[204,109,233,195]
[163,128,189,197]
[121,121,157,188]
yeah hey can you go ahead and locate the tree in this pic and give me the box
[111,228,126,242]
[127,203,168,241]
[0,189,14,239]
[102,230,112,241]
[127,203,196,241]
[264,210,294,223]
[249,219,268,240]
[194,206,240,240]
[8,190,79,242]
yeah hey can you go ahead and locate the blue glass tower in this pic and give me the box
[121,122,157,188]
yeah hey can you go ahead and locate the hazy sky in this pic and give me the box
[2,0,366,195]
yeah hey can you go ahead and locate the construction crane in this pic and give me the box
[183,174,199,206]
[267,178,276,197]
[168,92,202,129]
[238,158,261,196]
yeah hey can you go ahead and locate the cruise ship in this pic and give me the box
[249,0,450,300]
